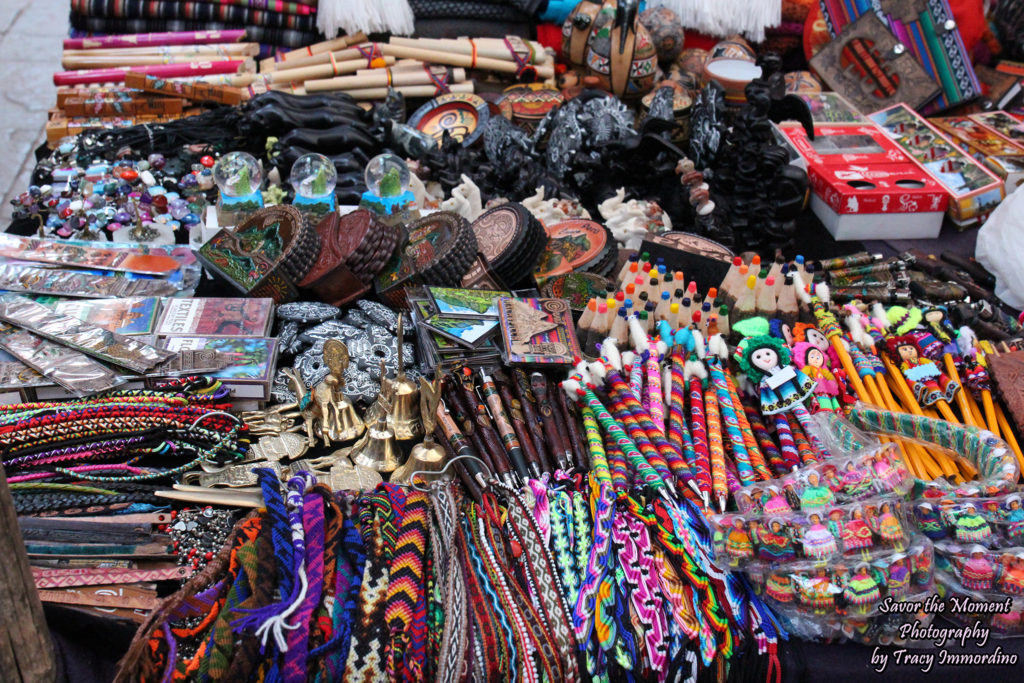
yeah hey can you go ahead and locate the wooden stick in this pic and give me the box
[982,391,1001,437]
[265,43,384,73]
[994,402,1024,476]
[285,33,367,58]
[963,389,988,431]
[268,55,395,84]
[0,465,56,681]
[379,43,555,79]
[943,354,980,428]
[389,35,548,64]
[318,82,477,101]
[305,66,468,93]
[935,399,961,426]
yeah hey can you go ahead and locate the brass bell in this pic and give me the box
[387,314,423,440]
[321,340,365,443]
[350,394,402,472]
[391,376,447,486]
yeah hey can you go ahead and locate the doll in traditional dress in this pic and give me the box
[801,512,839,559]
[887,553,911,599]
[998,553,1024,596]
[736,335,816,416]
[872,501,906,547]
[911,545,932,587]
[842,507,874,552]
[766,570,795,602]
[845,563,882,614]
[1002,494,1024,543]
[885,335,960,407]
[871,449,906,493]
[761,485,792,515]
[914,502,948,541]
[832,563,850,615]
[792,342,841,413]
[757,519,797,562]
[840,459,873,498]
[954,503,993,544]
[961,546,995,591]
[725,516,754,562]
[799,471,835,512]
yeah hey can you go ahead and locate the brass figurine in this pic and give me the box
[320,339,365,443]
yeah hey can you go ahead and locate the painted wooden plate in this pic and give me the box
[408,93,490,147]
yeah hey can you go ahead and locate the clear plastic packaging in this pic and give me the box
[934,570,1024,637]
[934,541,1024,603]
[712,494,914,569]
[915,493,1024,549]
[734,444,914,515]
[750,534,935,621]
[0,322,123,395]
[0,295,173,373]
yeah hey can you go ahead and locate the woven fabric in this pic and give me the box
[383,490,429,681]
[409,0,529,21]
[69,15,321,47]
[70,0,317,29]
[431,483,466,683]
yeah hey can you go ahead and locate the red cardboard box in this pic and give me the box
[781,124,947,240]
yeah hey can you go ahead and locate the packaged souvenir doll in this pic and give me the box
[757,518,797,562]
[961,546,995,590]
[1002,494,1024,543]
[761,485,792,515]
[798,568,838,614]
[839,459,874,498]
[725,516,755,561]
[887,553,911,599]
[996,552,1024,596]
[954,503,993,543]
[885,335,960,406]
[801,512,839,559]
[766,570,796,602]
[792,341,842,413]
[914,502,948,541]
[841,506,875,552]
[845,564,882,614]
[871,501,906,547]
[798,471,836,511]
[871,448,907,493]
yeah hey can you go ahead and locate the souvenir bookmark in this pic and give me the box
[0,295,173,374]
[0,323,123,395]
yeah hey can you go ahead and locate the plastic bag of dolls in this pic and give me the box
[733,444,914,515]
[913,493,1024,549]
[935,570,1024,637]
[749,534,935,626]
[711,494,914,569]
[934,540,1024,602]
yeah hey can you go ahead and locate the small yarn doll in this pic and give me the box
[954,503,993,543]
[914,502,948,541]
[961,546,995,591]
[840,459,874,498]
[799,568,838,614]
[725,517,754,561]
[1002,494,1024,543]
[911,546,932,587]
[766,570,796,603]
[801,512,838,559]
[887,553,911,600]
[761,485,792,515]
[996,553,1024,596]
[736,335,816,415]
[841,507,874,552]
[792,342,842,412]
[872,450,906,492]
[885,334,960,406]
[756,519,797,562]
[799,471,835,512]
[845,564,882,614]
[872,502,906,547]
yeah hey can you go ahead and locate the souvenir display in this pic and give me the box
[10,1,1024,679]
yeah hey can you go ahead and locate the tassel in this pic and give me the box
[645,0,780,43]
[317,0,414,39]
